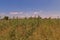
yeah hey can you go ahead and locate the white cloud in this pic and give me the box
[30,11,60,18]
[9,12,23,14]
[33,12,38,15]
[0,11,60,18]
[31,10,43,17]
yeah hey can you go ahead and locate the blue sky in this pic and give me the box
[0,0,60,18]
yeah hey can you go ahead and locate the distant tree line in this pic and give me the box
[0,16,60,20]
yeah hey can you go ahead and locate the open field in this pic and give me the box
[0,18,60,40]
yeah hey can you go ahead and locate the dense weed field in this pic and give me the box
[0,17,60,40]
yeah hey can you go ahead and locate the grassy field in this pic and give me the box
[0,17,60,40]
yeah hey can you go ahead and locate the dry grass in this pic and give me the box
[0,18,60,40]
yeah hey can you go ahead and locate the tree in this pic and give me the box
[3,16,9,20]
[37,15,42,19]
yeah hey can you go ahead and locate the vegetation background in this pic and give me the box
[0,16,60,40]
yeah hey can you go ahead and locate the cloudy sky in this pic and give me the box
[0,0,60,18]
